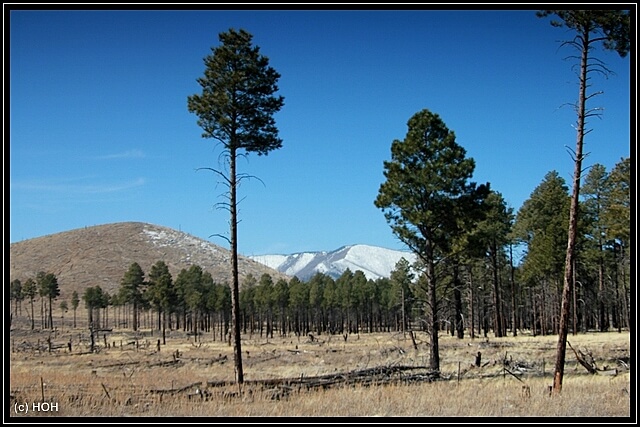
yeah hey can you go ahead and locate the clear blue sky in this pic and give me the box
[9,7,632,256]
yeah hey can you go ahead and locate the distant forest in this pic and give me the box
[10,156,630,340]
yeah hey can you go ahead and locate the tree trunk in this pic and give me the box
[453,263,464,339]
[426,243,440,372]
[510,244,518,337]
[230,145,244,384]
[30,299,35,330]
[133,301,138,332]
[553,24,589,395]
[491,240,503,337]
[468,267,475,339]
[162,311,167,345]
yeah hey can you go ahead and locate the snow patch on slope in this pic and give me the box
[143,224,220,256]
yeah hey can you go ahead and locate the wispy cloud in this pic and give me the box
[94,149,146,160]
[11,177,146,194]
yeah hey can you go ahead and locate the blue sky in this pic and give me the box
[8,7,632,256]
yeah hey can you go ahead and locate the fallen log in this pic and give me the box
[595,368,618,377]
[148,381,203,395]
[206,365,438,392]
[567,341,597,374]
[148,359,183,368]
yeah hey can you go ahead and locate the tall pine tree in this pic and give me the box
[188,28,284,384]
[375,109,489,372]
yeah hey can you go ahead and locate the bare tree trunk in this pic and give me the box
[30,299,35,330]
[510,244,518,337]
[426,242,440,372]
[230,145,244,384]
[468,267,475,339]
[453,259,464,339]
[491,240,503,337]
[553,27,588,395]
[162,311,167,345]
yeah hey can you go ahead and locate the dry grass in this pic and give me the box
[8,323,632,419]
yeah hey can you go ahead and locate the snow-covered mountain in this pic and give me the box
[249,244,417,281]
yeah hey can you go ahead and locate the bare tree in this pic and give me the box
[537,9,630,394]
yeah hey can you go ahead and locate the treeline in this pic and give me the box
[9,158,630,340]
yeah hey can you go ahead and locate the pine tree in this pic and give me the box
[71,290,80,329]
[375,109,490,372]
[37,272,60,330]
[118,262,146,332]
[187,28,284,384]
[22,278,37,330]
[146,260,175,344]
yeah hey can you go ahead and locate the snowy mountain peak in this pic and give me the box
[249,244,416,281]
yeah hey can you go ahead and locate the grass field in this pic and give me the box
[7,318,632,419]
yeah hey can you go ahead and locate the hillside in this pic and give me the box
[9,222,289,301]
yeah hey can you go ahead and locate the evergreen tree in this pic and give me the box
[182,265,205,337]
[581,164,610,332]
[389,257,415,334]
[375,109,489,371]
[289,276,309,336]
[146,260,175,344]
[173,268,189,331]
[273,278,289,337]
[83,286,109,351]
[71,290,80,329]
[240,274,257,335]
[118,262,146,332]
[187,28,285,384]
[336,269,354,334]
[199,271,215,338]
[37,272,60,330]
[215,282,232,341]
[603,157,630,332]
[22,278,37,330]
[470,191,514,337]
[255,273,275,339]
[513,171,570,292]
[10,279,23,318]
[603,157,630,246]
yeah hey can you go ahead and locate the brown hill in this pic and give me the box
[9,221,290,301]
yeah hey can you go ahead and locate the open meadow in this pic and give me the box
[7,317,632,419]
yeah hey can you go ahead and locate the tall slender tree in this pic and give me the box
[187,28,284,384]
[10,279,23,318]
[146,260,175,344]
[470,191,514,337]
[83,286,108,351]
[375,109,489,372]
[37,272,60,330]
[537,9,630,394]
[581,164,610,332]
[118,262,146,332]
[513,171,570,336]
[603,157,630,246]
[389,258,414,335]
[274,278,289,337]
[71,290,80,329]
[240,274,257,335]
[603,157,630,331]
[22,278,37,330]
[288,276,308,336]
